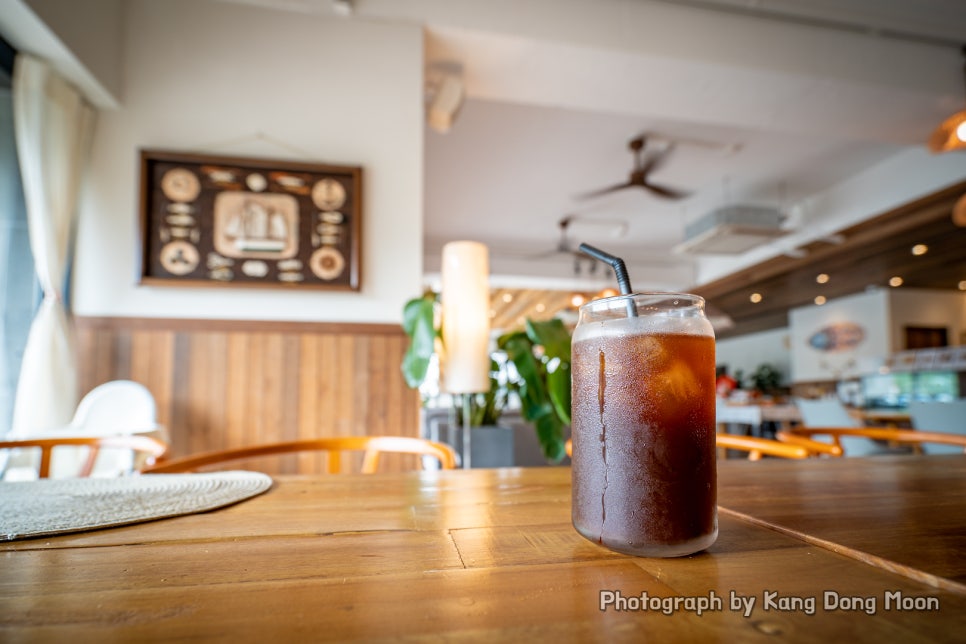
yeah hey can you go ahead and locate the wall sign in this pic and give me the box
[138,149,361,290]
[807,322,866,352]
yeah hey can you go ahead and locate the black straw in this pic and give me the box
[578,243,638,317]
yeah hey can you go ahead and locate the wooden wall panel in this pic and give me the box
[74,317,422,474]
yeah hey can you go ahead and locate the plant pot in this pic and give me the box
[447,425,514,468]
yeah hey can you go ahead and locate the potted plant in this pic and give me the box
[749,363,782,397]
[401,292,570,463]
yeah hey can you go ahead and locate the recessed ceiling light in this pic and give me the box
[750,293,763,303]
[502,293,513,303]
[535,302,546,313]
[889,276,903,287]
[959,280,966,291]
[911,244,928,256]
[571,294,586,307]
[816,273,829,284]
[814,296,826,305]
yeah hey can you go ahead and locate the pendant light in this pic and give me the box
[928,45,966,153]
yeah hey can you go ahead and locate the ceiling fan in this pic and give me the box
[528,215,581,260]
[577,135,690,201]
[529,215,628,273]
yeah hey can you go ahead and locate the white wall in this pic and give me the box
[72,0,424,323]
[715,327,791,386]
[789,289,890,383]
[889,289,966,351]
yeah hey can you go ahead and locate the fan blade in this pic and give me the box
[638,145,674,176]
[575,180,634,200]
[526,247,565,260]
[642,181,690,200]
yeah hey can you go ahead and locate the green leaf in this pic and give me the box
[497,318,573,463]
[400,296,436,388]
[402,294,434,335]
[525,318,571,362]
[546,361,571,426]
[498,331,550,421]
[534,412,566,463]
[524,318,572,425]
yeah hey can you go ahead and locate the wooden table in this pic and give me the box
[2,457,965,641]
[717,402,801,438]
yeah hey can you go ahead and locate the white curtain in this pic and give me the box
[9,55,95,434]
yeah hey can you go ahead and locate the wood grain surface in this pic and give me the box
[75,316,422,473]
[716,454,966,592]
[2,458,965,641]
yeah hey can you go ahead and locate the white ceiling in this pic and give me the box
[219,0,966,291]
[416,0,966,290]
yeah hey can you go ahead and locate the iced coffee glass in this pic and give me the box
[571,293,717,557]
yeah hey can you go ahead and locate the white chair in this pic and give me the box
[795,398,859,427]
[908,400,966,455]
[794,397,884,457]
[3,380,168,479]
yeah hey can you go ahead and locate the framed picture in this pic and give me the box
[138,149,361,290]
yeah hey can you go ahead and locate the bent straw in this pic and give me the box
[577,243,638,317]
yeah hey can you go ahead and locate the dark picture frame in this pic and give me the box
[138,149,362,291]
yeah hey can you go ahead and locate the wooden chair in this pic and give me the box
[4,380,168,479]
[0,436,169,479]
[142,436,458,474]
[714,433,814,461]
[565,435,824,461]
[778,427,966,456]
[769,431,844,457]
[794,398,860,427]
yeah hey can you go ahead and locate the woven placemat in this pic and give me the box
[0,471,273,541]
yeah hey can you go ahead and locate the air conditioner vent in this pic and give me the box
[673,205,787,255]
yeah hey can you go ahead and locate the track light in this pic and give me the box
[426,70,464,134]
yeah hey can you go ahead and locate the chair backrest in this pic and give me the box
[71,380,158,433]
[795,398,859,427]
[0,436,168,479]
[10,380,165,478]
[714,434,813,460]
[908,400,966,455]
[142,437,458,474]
[779,426,966,455]
[793,398,883,455]
[565,435,825,461]
[772,431,844,457]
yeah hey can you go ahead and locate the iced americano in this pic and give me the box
[571,293,717,557]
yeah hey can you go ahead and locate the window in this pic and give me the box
[0,37,38,433]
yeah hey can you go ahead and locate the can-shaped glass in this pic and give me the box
[571,292,717,557]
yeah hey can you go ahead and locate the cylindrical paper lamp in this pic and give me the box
[441,241,490,394]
